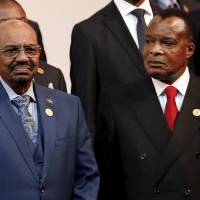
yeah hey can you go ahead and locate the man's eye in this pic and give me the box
[4,47,18,55]
[24,47,37,55]
[162,40,176,47]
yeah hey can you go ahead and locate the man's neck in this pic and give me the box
[125,0,145,7]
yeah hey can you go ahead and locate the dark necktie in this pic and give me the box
[12,95,38,147]
[132,9,147,54]
[165,86,178,132]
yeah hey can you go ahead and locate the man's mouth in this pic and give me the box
[148,61,165,67]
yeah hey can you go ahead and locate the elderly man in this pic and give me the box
[0,19,99,200]
[95,9,200,200]
[0,0,67,92]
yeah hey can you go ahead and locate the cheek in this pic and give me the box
[30,58,39,67]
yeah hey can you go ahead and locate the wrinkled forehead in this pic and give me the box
[147,16,186,35]
[0,20,37,46]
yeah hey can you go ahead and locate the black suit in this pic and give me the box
[34,61,67,92]
[95,73,200,200]
[70,0,160,134]
[28,20,67,92]
[188,11,200,75]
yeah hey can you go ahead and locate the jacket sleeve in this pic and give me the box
[72,97,100,200]
[70,24,98,136]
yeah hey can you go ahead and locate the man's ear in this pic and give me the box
[187,42,195,59]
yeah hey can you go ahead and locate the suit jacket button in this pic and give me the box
[184,188,191,197]
[140,153,146,160]
[196,152,200,159]
[153,188,160,195]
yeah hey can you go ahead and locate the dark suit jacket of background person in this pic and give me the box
[94,73,200,200]
[28,20,67,92]
[0,82,99,200]
[34,60,67,92]
[188,11,200,76]
[70,0,160,135]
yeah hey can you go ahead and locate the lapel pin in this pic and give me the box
[45,108,54,117]
[183,4,189,13]
[192,109,200,117]
[46,98,53,104]
[48,82,54,89]
[37,67,45,74]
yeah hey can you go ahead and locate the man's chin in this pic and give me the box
[13,76,33,85]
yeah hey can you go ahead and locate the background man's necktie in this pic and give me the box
[156,0,180,9]
[12,95,38,147]
[165,86,178,131]
[132,9,147,54]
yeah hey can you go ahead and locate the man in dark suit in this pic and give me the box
[95,9,200,199]
[70,0,160,134]
[0,0,67,92]
[0,19,99,200]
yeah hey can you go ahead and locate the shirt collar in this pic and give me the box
[152,67,190,97]
[0,76,36,102]
[114,0,153,17]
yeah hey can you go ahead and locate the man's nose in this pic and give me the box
[150,42,163,55]
[15,49,29,61]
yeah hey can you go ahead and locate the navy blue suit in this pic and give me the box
[0,82,99,200]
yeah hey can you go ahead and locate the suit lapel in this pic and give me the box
[156,75,200,184]
[0,83,39,183]
[102,2,146,76]
[127,79,170,153]
[34,85,56,185]
[149,0,162,15]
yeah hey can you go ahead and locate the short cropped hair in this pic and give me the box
[156,8,196,44]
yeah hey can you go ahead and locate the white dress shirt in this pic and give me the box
[114,0,153,48]
[152,67,190,112]
[0,76,38,129]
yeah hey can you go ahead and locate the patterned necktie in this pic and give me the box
[165,86,178,132]
[12,95,38,147]
[132,9,147,54]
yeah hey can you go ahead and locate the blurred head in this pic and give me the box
[0,0,26,22]
[125,0,145,6]
[143,9,195,84]
[0,20,40,94]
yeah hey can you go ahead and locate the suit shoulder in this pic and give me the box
[36,84,76,102]
[74,2,114,28]
[102,78,153,104]
[39,61,62,74]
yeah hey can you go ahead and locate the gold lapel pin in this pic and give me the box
[192,109,200,117]
[45,108,54,117]
[183,4,189,13]
[37,67,45,74]
[47,98,53,104]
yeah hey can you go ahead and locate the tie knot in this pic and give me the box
[131,8,145,19]
[12,95,30,109]
[165,86,178,99]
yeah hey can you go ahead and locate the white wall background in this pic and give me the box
[17,0,110,92]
